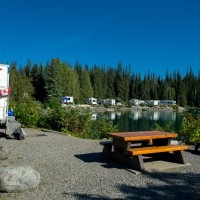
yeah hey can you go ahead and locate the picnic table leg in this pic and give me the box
[130,155,145,171]
[101,143,113,160]
[173,151,185,164]
[112,152,145,171]
[195,143,200,152]
[102,144,112,155]
[113,139,131,154]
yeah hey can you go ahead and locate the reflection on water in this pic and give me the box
[95,109,194,132]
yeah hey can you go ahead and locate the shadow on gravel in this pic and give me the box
[0,131,15,139]
[186,149,200,155]
[63,172,200,200]
[74,153,102,163]
[63,192,115,200]
[0,131,8,138]
[117,172,200,200]
[74,153,127,170]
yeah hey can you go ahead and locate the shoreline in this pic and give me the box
[92,105,186,113]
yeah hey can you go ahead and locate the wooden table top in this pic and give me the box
[111,131,178,141]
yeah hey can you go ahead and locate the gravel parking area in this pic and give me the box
[0,128,200,200]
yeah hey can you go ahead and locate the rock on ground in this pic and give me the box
[0,145,9,160]
[0,166,40,193]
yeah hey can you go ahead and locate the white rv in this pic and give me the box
[62,96,74,104]
[146,100,159,106]
[87,97,97,105]
[0,64,10,124]
[106,99,116,106]
[0,64,24,139]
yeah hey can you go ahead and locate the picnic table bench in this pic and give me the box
[195,142,200,152]
[100,131,188,171]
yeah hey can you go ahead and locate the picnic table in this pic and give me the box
[100,131,188,171]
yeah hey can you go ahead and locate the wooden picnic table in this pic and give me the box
[101,131,188,171]
[111,131,177,141]
[111,131,178,153]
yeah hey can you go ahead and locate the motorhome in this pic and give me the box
[0,64,10,124]
[0,64,22,138]
[86,97,97,105]
[61,96,74,104]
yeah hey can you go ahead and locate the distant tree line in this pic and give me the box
[9,58,200,107]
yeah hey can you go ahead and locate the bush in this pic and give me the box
[153,121,174,132]
[170,104,179,110]
[103,103,110,108]
[39,107,65,131]
[12,97,42,127]
[179,113,200,144]
[41,106,118,139]
[39,98,67,131]
[87,118,118,139]
[44,97,61,110]
[61,108,93,136]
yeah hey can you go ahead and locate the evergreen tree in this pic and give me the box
[90,66,106,99]
[123,67,130,103]
[24,59,32,78]
[149,73,158,100]
[9,62,34,103]
[106,67,116,98]
[79,66,93,101]
[30,64,47,102]
[129,73,135,99]
[62,64,80,102]
[196,72,200,106]
[115,63,125,101]
[175,71,187,106]
[184,67,196,106]
[45,58,64,100]
[141,73,150,100]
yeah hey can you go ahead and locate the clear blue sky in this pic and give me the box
[0,0,200,77]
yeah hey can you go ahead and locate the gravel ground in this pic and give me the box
[0,128,200,200]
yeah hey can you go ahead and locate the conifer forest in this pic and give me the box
[9,58,200,107]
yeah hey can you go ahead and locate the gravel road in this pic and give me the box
[0,128,199,200]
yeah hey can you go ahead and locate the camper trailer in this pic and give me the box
[0,64,10,124]
[61,96,74,104]
[86,97,97,105]
[0,64,22,139]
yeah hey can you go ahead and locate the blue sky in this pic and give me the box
[0,0,200,77]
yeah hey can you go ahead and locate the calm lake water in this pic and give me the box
[94,109,200,132]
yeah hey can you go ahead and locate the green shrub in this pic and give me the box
[13,97,42,127]
[44,97,61,110]
[153,121,174,132]
[40,98,67,131]
[87,118,118,139]
[180,113,200,144]
[39,107,65,131]
[103,103,110,108]
[61,108,93,136]
[44,106,118,139]
[170,104,179,110]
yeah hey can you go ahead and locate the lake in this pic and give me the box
[94,108,200,132]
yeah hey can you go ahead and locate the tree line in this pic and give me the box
[9,58,200,107]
